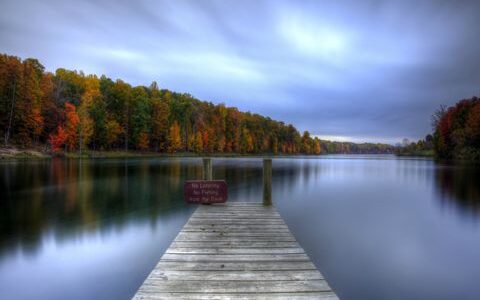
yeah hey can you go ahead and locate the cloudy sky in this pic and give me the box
[1,0,479,143]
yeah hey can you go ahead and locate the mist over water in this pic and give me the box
[1,156,479,300]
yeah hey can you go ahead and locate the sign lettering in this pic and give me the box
[184,180,228,204]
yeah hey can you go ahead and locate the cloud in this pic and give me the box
[1,0,479,143]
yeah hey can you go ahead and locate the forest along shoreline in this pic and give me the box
[0,54,394,159]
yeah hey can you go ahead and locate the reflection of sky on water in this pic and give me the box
[0,211,189,299]
[0,156,479,299]
[273,157,480,300]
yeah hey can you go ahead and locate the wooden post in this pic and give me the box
[263,158,272,206]
[202,158,212,180]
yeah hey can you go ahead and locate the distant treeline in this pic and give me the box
[321,141,393,154]
[0,53,393,155]
[396,96,480,160]
[395,135,434,157]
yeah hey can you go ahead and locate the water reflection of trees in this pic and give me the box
[0,159,200,256]
[434,165,480,215]
[0,158,306,257]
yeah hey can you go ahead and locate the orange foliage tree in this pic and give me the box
[168,121,182,152]
[64,102,80,151]
[137,132,149,151]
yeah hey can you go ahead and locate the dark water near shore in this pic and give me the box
[1,156,480,300]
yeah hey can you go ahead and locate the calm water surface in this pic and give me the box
[1,156,479,300]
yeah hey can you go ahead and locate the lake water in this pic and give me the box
[1,156,479,300]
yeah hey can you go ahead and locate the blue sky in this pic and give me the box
[1,0,479,143]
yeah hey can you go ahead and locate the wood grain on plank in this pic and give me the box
[133,292,338,300]
[166,248,305,254]
[151,261,319,271]
[137,280,331,293]
[170,241,301,248]
[147,270,323,281]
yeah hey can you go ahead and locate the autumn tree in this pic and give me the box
[90,96,107,150]
[78,75,98,152]
[53,68,85,106]
[105,118,123,147]
[272,136,278,154]
[168,121,182,152]
[240,127,254,153]
[0,57,46,146]
[213,104,227,152]
[40,72,59,144]
[111,79,132,150]
[466,102,480,147]
[433,97,480,160]
[150,88,170,151]
[0,54,20,145]
[64,102,80,151]
[312,137,321,154]
[49,126,67,152]
[301,131,311,154]
[137,132,149,151]
[130,86,151,150]
[194,131,203,153]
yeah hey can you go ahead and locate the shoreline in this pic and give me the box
[0,147,397,160]
[395,150,435,158]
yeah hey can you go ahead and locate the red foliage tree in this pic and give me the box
[49,126,66,152]
[433,97,480,159]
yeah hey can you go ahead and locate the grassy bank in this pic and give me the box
[0,148,205,160]
[1,146,399,160]
[0,147,284,160]
[395,150,435,157]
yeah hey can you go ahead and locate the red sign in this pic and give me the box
[184,180,228,204]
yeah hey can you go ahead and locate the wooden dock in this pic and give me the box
[133,202,338,299]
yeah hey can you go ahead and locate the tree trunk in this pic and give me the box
[79,130,83,155]
[5,79,16,146]
[124,117,128,151]
[185,122,189,152]
[124,125,128,151]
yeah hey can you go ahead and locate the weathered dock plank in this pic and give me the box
[132,203,338,299]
